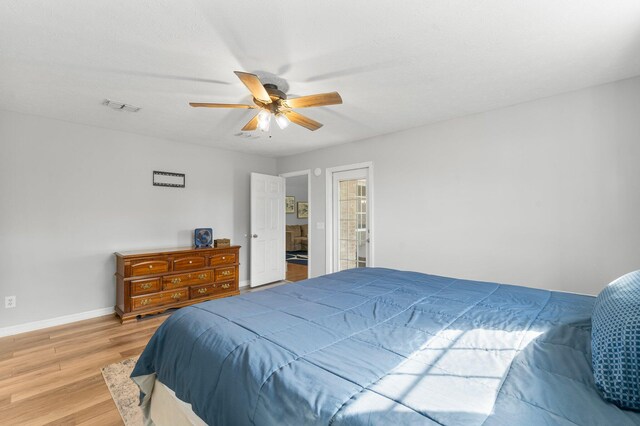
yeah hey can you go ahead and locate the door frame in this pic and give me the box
[279,169,312,275]
[325,162,374,273]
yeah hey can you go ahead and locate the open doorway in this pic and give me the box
[281,171,310,282]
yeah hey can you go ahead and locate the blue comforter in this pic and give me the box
[131,268,640,425]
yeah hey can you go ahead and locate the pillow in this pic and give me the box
[591,270,640,410]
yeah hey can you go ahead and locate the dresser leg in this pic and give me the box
[119,316,137,324]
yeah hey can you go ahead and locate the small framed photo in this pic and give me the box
[285,196,295,214]
[297,202,308,219]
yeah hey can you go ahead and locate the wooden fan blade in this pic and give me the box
[234,71,271,104]
[189,102,255,108]
[241,114,260,131]
[284,111,323,131]
[282,92,342,109]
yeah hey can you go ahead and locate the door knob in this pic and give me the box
[252,234,258,238]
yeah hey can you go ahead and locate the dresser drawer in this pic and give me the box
[163,271,212,290]
[130,259,169,276]
[214,266,236,282]
[210,253,236,267]
[131,278,161,296]
[173,256,206,272]
[131,289,188,311]
[190,281,235,299]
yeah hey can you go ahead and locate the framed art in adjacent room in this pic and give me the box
[285,196,295,214]
[297,202,308,219]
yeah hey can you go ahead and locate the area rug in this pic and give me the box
[101,356,143,426]
[286,250,308,266]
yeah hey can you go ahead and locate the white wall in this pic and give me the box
[3,75,640,330]
[0,110,276,328]
[285,175,308,226]
[278,76,640,295]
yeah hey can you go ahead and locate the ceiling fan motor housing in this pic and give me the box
[263,84,287,100]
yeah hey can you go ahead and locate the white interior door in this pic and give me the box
[332,168,371,272]
[250,172,285,287]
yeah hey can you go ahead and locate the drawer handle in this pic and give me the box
[198,273,207,280]
[197,288,208,294]
[140,298,151,306]
[221,270,231,276]
[171,292,182,299]
[222,283,230,289]
[140,283,152,290]
[171,278,182,284]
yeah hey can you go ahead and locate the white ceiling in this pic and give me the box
[1,1,640,157]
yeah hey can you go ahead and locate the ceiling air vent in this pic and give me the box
[103,99,141,112]
[234,132,261,140]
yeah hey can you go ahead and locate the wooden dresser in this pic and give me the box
[114,246,240,323]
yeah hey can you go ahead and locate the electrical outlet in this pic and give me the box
[5,295,16,309]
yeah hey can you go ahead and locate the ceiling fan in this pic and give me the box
[189,71,342,132]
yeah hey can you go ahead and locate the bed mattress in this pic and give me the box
[131,267,640,425]
[149,379,207,426]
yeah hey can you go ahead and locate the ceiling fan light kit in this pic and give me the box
[257,110,271,132]
[275,113,290,130]
[189,71,342,133]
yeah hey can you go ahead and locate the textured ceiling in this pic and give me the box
[1,1,640,157]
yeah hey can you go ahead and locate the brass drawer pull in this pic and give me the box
[171,278,182,284]
[222,283,230,289]
[171,292,182,299]
[221,270,232,276]
[197,288,208,294]
[140,298,151,306]
[198,273,207,280]
[140,283,152,290]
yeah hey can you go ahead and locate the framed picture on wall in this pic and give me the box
[297,202,309,219]
[285,196,295,214]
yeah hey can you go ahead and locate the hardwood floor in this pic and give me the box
[0,282,292,425]
[0,313,168,425]
[286,262,308,282]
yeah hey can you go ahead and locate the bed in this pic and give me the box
[131,267,640,425]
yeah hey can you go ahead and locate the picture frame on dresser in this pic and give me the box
[114,245,240,323]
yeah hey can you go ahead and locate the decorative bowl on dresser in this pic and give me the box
[114,245,240,323]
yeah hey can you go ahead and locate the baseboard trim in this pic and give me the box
[0,306,115,338]
[239,280,250,288]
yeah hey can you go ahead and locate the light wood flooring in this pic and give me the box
[0,313,167,425]
[286,262,308,282]
[0,281,291,425]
